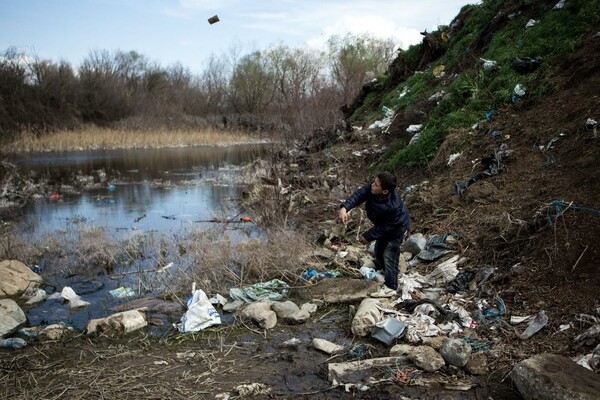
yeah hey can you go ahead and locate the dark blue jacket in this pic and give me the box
[341,182,410,241]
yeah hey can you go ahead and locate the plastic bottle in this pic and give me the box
[0,338,27,350]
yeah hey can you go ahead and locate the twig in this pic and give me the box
[571,245,588,271]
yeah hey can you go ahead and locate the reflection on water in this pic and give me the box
[19,183,241,237]
[7,144,272,333]
[12,143,271,181]
[10,143,271,239]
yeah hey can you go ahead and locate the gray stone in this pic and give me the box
[390,344,413,357]
[512,353,600,400]
[440,338,472,367]
[0,299,26,338]
[390,344,444,372]
[401,233,427,256]
[271,301,300,319]
[300,302,318,314]
[421,336,447,350]
[313,338,344,354]
[285,309,310,324]
[222,300,244,313]
[411,346,446,372]
[0,260,42,298]
[240,302,277,329]
[465,352,488,375]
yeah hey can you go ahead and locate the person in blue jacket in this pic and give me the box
[339,171,410,297]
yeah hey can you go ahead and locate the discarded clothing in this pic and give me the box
[417,234,455,261]
[453,144,511,195]
[229,279,290,303]
[511,56,542,74]
[301,269,339,284]
[447,270,477,293]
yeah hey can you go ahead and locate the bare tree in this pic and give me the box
[327,34,397,106]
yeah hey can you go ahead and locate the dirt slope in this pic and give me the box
[304,28,600,361]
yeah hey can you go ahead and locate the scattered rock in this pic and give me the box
[0,299,26,337]
[465,352,488,375]
[223,300,244,313]
[421,336,447,350]
[271,300,300,319]
[240,302,277,329]
[0,260,42,298]
[313,338,344,354]
[440,338,472,367]
[390,344,445,372]
[512,354,600,400]
[401,233,427,256]
[285,309,310,324]
[412,346,445,372]
[300,302,318,314]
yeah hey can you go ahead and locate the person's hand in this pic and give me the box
[339,207,347,224]
[359,236,368,245]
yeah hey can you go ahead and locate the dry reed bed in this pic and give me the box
[0,333,246,399]
[2,127,263,153]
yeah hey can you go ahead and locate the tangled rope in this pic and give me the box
[546,200,600,225]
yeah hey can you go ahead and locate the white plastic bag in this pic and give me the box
[177,289,221,332]
[61,287,91,308]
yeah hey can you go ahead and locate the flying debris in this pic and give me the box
[208,15,220,25]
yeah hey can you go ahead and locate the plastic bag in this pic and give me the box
[519,310,548,339]
[61,286,91,308]
[177,289,221,332]
[0,338,27,350]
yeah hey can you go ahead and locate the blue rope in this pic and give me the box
[546,200,600,225]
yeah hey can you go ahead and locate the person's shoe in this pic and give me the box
[370,285,396,298]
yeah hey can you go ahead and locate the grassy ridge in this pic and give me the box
[353,0,600,168]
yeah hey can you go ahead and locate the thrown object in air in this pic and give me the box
[208,15,220,24]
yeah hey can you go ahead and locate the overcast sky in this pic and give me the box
[0,0,476,73]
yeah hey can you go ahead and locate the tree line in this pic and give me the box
[0,34,397,142]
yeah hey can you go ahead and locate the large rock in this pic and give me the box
[271,301,300,319]
[390,344,445,372]
[512,354,600,400]
[284,309,310,324]
[0,299,26,337]
[440,338,472,367]
[401,233,427,256]
[240,302,277,329]
[411,346,446,372]
[0,260,42,298]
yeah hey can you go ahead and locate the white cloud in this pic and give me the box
[233,0,472,49]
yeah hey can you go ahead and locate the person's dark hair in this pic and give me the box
[377,171,397,192]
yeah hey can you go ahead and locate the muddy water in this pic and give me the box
[7,144,272,331]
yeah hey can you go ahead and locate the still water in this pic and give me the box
[7,144,271,331]
[10,144,271,239]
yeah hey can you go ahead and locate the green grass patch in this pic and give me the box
[376,0,600,168]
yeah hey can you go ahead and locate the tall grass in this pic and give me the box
[2,126,263,154]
